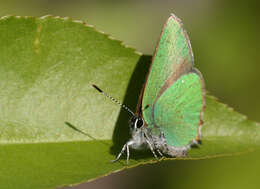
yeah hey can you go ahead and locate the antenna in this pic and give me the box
[92,84,135,116]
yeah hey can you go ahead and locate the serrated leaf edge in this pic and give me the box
[0,15,143,56]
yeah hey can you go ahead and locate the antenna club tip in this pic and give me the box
[92,84,103,93]
[91,84,135,116]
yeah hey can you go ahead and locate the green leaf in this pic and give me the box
[0,16,259,189]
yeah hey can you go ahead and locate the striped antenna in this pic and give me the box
[92,84,135,116]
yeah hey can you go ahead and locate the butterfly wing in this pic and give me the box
[142,14,194,126]
[153,71,205,147]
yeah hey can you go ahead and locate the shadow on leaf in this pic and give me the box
[110,55,154,160]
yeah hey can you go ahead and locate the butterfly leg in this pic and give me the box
[111,140,135,164]
[156,149,164,157]
[111,143,127,163]
[145,138,158,160]
[125,140,137,164]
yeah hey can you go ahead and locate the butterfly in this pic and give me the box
[93,13,205,164]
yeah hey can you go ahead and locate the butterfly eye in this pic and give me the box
[136,119,144,128]
[129,116,137,129]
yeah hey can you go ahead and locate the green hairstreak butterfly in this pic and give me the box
[93,13,205,164]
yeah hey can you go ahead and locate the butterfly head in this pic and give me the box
[129,116,145,133]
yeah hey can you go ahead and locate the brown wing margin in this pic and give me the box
[136,82,145,117]
[191,68,206,142]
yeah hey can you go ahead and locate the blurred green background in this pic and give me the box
[1,0,259,189]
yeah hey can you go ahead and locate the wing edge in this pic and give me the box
[140,13,194,115]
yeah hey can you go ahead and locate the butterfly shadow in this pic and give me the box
[110,55,155,160]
